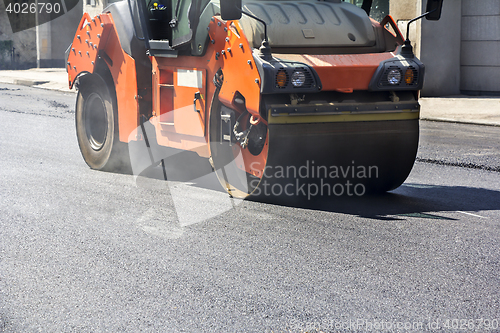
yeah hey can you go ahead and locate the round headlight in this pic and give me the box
[291,71,306,87]
[387,69,402,85]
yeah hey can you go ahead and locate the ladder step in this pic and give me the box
[148,40,178,58]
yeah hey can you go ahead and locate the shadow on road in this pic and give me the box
[136,157,500,220]
[249,183,500,220]
[127,141,499,221]
[127,119,500,222]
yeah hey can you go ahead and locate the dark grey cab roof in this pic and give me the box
[239,1,376,48]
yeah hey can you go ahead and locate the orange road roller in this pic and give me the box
[67,0,443,198]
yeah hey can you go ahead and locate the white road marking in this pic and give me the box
[456,211,487,219]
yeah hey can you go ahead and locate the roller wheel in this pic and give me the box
[75,74,131,173]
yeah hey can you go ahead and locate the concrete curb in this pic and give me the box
[420,117,500,127]
[0,78,75,93]
[419,96,500,127]
[13,79,50,86]
[0,69,74,93]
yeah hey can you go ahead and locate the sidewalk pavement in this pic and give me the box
[0,68,71,93]
[1,68,499,127]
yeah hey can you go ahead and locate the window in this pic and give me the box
[346,0,389,22]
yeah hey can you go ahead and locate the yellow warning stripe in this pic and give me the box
[268,110,419,124]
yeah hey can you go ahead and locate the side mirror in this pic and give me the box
[425,0,444,20]
[220,0,242,21]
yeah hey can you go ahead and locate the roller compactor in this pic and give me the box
[67,0,443,198]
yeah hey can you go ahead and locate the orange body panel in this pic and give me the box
[206,18,268,176]
[67,13,139,143]
[150,56,210,155]
[67,13,111,88]
[104,33,139,143]
[148,17,267,169]
[207,18,262,118]
[380,15,405,45]
[207,18,268,176]
[275,52,395,93]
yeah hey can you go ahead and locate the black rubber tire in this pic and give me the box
[75,74,131,173]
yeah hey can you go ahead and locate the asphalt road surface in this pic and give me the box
[1,83,499,332]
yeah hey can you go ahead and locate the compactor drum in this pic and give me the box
[67,0,443,199]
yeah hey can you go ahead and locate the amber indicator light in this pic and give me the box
[405,69,414,84]
[276,71,287,87]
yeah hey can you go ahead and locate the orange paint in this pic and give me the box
[147,17,268,172]
[380,15,405,44]
[67,13,112,88]
[149,57,209,155]
[67,13,139,143]
[208,18,262,119]
[274,52,395,92]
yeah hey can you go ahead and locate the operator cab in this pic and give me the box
[147,0,171,40]
[131,0,211,56]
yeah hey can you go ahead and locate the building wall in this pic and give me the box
[390,0,422,57]
[84,0,109,18]
[420,0,462,96]
[391,0,462,96]
[391,0,499,96]
[0,0,36,69]
[37,2,83,67]
[0,0,82,68]
[460,0,500,95]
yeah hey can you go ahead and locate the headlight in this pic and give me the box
[387,69,402,85]
[264,64,317,93]
[291,71,306,87]
[368,57,424,91]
